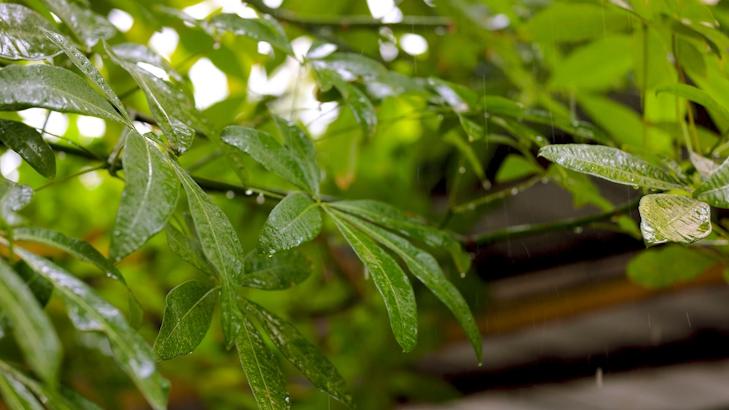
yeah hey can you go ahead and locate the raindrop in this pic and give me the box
[573,226,583,234]
[225,190,235,199]
[595,368,603,388]
[256,194,265,205]
[510,187,519,195]
[458,166,466,174]
[245,189,253,196]
[481,180,492,190]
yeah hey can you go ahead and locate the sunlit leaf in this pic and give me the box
[110,131,180,261]
[0,3,60,60]
[0,64,124,123]
[0,120,55,178]
[39,0,115,48]
[639,194,711,246]
[540,144,685,190]
[259,192,322,255]
[207,14,293,55]
[314,67,377,138]
[154,281,218,360]
[0,259,61,385]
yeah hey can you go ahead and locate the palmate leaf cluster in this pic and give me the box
[3,0,729,408]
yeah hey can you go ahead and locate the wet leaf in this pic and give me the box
[639,194,711,246]
[0,64,124,123]
[154,281,218,360]
[0,371,44,410]
[0,3,60,60]
[694,156,729,207]
[244,301,351,406]
[241,249,310,290]
[331,200,471,274]
[333,210,482,363]
[0,177,32,227]
[222,126,320,195]
[314,67,377,137]
[259,192,322,255]
[165,224,214,276]
[110,131,180,261]
[16,248,169,410]
[690,152,719,180]
[39,0,115,48]
[327,210,418,352]
[0,120,55,178]
[235,314,290,410]
[0,259,61,385]
[540,144,685,190]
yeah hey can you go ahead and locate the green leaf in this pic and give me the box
[690,152,719,180]
[42,29,129,122]
[15,248,169,410]
[173,165,243,284]
[428,77,479,113]
[14,227,125,283]
[106,44,206,152]
[0,177,32,227]
[165,224,215,276]
[694,156,729,208]
[0,3,60,60]
[0,120,55,178]
[241,249,310,290]
[39,0,115,48]
[154,281,218,360]
[0,259,61,385]
[0,64,124,123]
[110,131,180,261]
[495,154,540,183]
[273,118,321,195]
[259,192,322,255]
[0,371,44,410]
[314,67,377,138]
[549,35,633,91]
[207,14,293,55]
[235,315,290,410]
[639,194,711,246]
[539,144,685,190]
[332,210,482,363]
[657,83,729,130]
[525,3,633,43]
[244,301,351,406]
[14,261,53,307]
[330,200,471,274]
[220,283,243,349]
[327,210,418,351]
[222,126,320,195]
[627,245,715,288]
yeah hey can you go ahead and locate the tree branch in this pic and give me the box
[462,197,641,248]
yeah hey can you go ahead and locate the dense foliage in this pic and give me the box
[1,0,729,408]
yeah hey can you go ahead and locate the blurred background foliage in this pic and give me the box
[4,0,729,408]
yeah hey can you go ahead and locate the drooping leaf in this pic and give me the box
[0,64,124,123]
[0,371,44,410]
[330,200,471,274]
[639,194,712,246]
[206,14,293,55]
[106,44,207,152]
[15,248,169,410]
[244,301,351,406]
[154,281,218,360]
[110,131,180,261]
[627,245,715,288]
[333,210,482,363]
[173,165,243,284]
[235,315,290,410]
[327,210,418,351]
[222,126,320,195]
[694,156,729,208]
[0,259,61,385]
[241,249,310,290]
[0,3,60,60]
[14,227,125,283]
[0,120,55,178]
[42,29,129,122]
[259,192,322,255]
[0,177,32,227]
[39,0,116,48]
[539,144,685,190]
